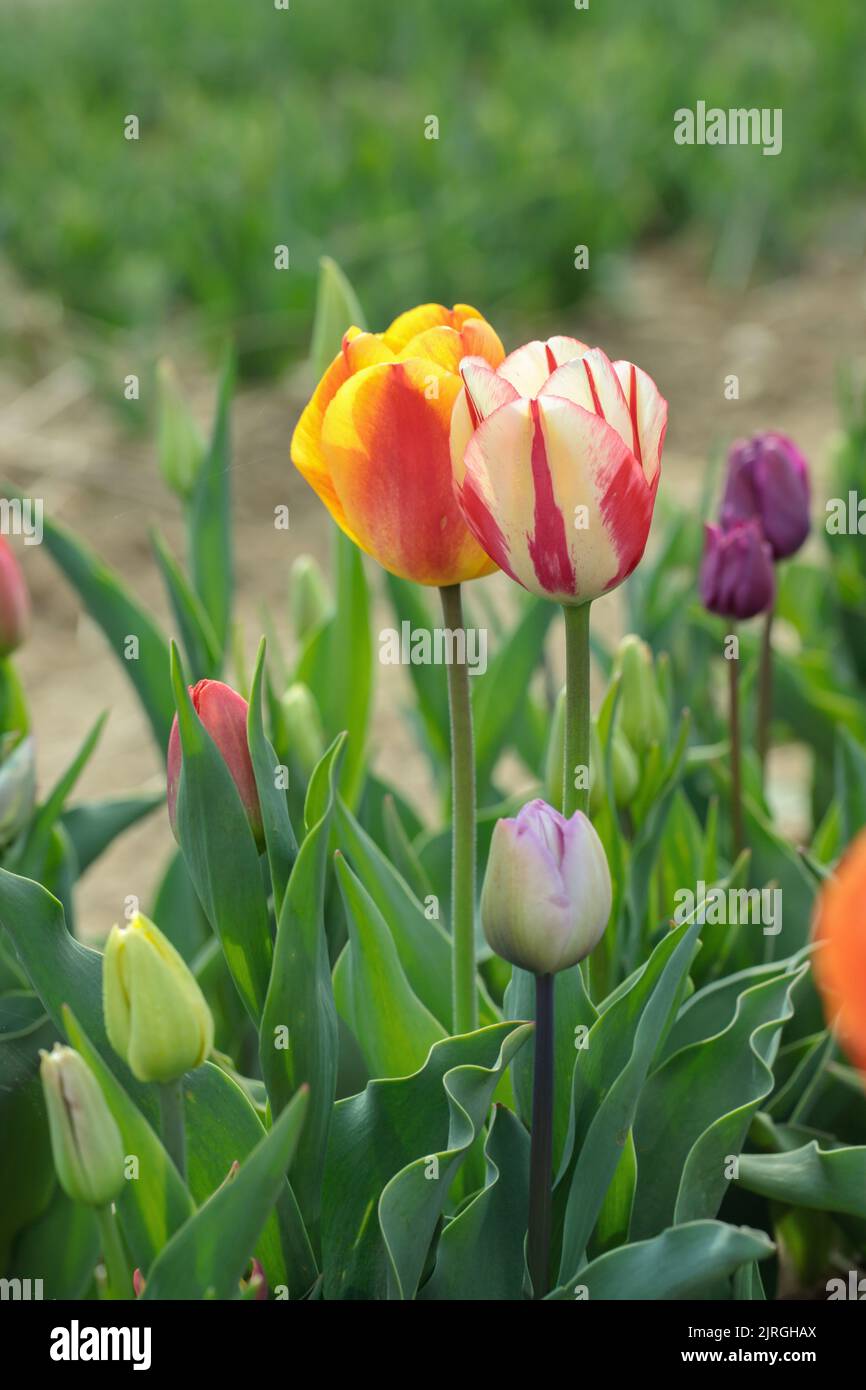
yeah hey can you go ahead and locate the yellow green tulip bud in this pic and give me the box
[156,358,205,500]
[40,1045,124,1208]
[614,635,669,753]
[280,681,325,776]
[290,555,331,644]
[103,913,214,1084]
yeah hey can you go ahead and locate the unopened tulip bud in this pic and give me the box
[0,538,30,658]
[589,720,639,814]
[103,913,214,1084]
[613,635,669,754]
[290,555,331,644]
[481,799,611,975]
[0,733,36,846]
[700,520,775,621]
[156,358,205,500]
[40,1045,124,1208]
[721,432,810,560]
[167,679,264,849]
[280,681,325,775]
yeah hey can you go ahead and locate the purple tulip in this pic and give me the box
[481,798,611,975]
[700,520,776,621]
[721,433,810,560]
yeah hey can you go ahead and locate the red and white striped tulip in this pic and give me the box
[450,336,667,604]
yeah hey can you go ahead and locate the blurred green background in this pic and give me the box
[1,0,864,376]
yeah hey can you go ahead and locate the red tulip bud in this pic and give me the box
[0,539,30,658]
[166,679,264,849]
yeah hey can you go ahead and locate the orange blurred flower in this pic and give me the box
[814,829,866,1076]
[291,303,504,586]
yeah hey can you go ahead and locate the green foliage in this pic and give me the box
[2,1,865,374]
[5,259,866,1303]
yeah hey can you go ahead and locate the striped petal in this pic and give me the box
[457,395,654,603]
[321,358,498,585]
[449,359,520,492]
[541,348,633,456]
[498,335,591,396]
[612,360,667,489]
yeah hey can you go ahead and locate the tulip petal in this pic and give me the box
[321,358,497,585]
[341,326,395,374]
[497,335,591,396]
[815,830,866,1077]
[611,360,667,489]
[383,302,489,352]
[541,348,634,456]
[460,357,521,426]
[459,395,653,603]
[290,350,361,540]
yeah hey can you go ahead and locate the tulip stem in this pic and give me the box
[728,636,744,858]
[96,1204,132,1300]
[528,972,554,1299]
[159,1079,187,1183]
[562,603,592,818]
[757,604,774,781]
[440,582,478,1036]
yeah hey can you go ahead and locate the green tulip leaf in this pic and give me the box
[260,734,344,1241]
[630,960,809,1237]
[6,492,175,750]
[9,1184,99,1301]
[182,1061,315,1299]
[321,1020,532,1300]
[296,532,372,808]
[60,792,163,878]
[737,1139,866,1218]
[187,351,234,654]
[419,1102,530,1301]
[247,637,298,912]
[547,1220,774,1300]
[0,869,152,1113]
[142,1084,308,1301]
[336,796,497,1031]
[334,850,446,1079]
[557,917,703,1284]
[151,528,221,680]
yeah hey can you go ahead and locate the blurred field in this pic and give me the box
[1,0,865,378]
[0,0,864,934]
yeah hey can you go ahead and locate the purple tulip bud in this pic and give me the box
[721,433,810,560]
[481,798,611,975]
[700,520,775,621]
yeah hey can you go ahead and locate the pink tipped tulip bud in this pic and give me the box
[481,799,612,975]
[721,432,810,561]
[166,679,264,849]
[700,519,775,621]
[0,538,30,658]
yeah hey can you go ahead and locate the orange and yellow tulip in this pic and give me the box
[814,829,866,1077]
[291,303,504,586]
